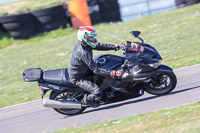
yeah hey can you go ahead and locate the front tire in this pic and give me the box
[144,72,177,95]
[49,90,86,116]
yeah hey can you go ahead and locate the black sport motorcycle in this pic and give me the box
[22,31,177,115]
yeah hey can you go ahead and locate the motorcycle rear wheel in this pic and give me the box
[49,90,86,115]
[144,72,177,95]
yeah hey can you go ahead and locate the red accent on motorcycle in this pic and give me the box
[40,86,43,98]
[110,71,116,77]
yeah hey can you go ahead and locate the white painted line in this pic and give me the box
[0,99,42,110]
[174,64,200,71]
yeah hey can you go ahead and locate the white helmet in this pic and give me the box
[77,26,98,48]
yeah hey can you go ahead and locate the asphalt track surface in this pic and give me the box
[0,64,200,133]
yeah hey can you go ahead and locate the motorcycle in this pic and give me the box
[22,31,177,115]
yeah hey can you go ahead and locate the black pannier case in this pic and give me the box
[22,68,42,82]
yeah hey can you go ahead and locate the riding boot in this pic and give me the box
[81,94,100,108]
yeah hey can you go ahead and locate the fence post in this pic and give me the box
[146,0,151,15]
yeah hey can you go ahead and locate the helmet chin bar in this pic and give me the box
[87,40,97,48]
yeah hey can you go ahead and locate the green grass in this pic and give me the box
[54,102,200,133]
[0,0,66,16]
[0,26,74,49]
[0,4,200,107]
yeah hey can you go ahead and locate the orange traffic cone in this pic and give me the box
[68,0,91,29]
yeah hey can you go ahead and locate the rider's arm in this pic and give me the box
[94,42,118,51]
[82,53,111,76]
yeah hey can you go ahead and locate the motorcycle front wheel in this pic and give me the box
[143,71,177,95]
[49,90,86,115]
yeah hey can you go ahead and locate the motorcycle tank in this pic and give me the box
[94,54,125,70]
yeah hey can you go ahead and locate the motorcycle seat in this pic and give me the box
[43,68,77,88]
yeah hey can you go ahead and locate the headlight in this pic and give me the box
[149,60,162,68]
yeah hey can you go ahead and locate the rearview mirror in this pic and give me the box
[130,31,141,38]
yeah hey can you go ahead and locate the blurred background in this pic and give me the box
[0,0,199,39]
[0,1,200,133]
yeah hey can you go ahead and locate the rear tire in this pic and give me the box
[144,72,177,95]
[49,90,86,116]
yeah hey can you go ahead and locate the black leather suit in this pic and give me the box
[68,41,117,102]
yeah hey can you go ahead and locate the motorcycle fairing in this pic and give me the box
[38,82,84,93]
[156,64,173,74]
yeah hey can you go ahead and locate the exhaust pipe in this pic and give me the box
[43,99,82,109]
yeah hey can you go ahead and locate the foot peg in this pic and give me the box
[81,94,100,108]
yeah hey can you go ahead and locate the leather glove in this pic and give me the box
[115,43,126,51]
[110,69,124,77]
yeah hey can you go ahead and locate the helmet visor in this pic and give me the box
[87,36,97,43]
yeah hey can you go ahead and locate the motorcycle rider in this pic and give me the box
[68,26,125,107]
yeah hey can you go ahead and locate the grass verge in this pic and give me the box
[0,0,66,16]
[54,102,200,133]
[0,4,200,107]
